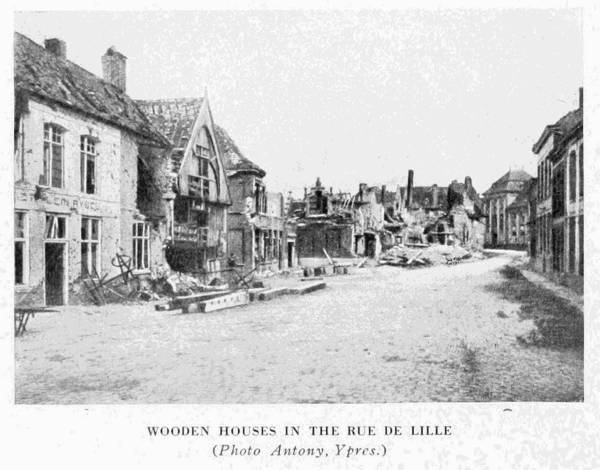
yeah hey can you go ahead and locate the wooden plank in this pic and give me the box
[287,281,327,295]
[183,291,249,313]
[323,248,335,265]
[406,250,424,266]
[155,290,233,311]
[257,287,289,301]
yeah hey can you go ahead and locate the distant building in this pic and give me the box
[137,98,231,279]
[14,33,170,306]
[531,89,583,291]
[214,125,291,273]
[505,178,536,249]
[482,169,533,248]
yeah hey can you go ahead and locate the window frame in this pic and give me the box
[45,214,68,240]
[43,123,65,189]
[81,217,101,276]
[132,222,150,271]
[15,211,28,286]
[80,135,98,195]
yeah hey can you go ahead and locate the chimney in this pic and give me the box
[465,176,473,189]
[381,185,386,204]
[44,38,66,59]
[579,87,583,109]
[102,47,127,91]
[359,183,368,201]
[432,184,439,207]
[405,169,414,209]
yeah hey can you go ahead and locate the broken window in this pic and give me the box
[45,214,67,239]
[15,212,27,285]
[132,222,150,270]
[81,217,100,275]
[43,124,64,188]
[80,136,97,194]
[174,197,190,223]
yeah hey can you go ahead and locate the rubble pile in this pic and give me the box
[379,244,472,267]
[150,272,229,298]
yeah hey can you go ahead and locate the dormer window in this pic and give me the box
[80,135,97,194]
[42,123,64,188]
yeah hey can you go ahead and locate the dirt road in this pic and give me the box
[15,253,583,403]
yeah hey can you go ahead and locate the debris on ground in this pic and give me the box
[379,244,473,268]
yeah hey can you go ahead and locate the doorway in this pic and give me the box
[287,241,294,268]
[365,233,376,258]
[45,243,65,306]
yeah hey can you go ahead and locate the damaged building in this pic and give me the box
[295,178,357,259]
[215,125,291,273]
[14,33,171,306]
[137,97,231,280]
[445,177,486,250]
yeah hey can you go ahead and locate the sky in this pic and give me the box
[14,9,583,196]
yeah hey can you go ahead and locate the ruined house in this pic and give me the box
[14,33,171,306]
[214,125,291,273]
[399,171,447,222]
[446,177,486,250]
[137,97,231,280]
[295,178,357,259]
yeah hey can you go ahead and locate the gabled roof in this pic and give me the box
[483,169,533,196]
[136,98,204,173]
[533,106,583,154]
[14,32,169,147]
[214,125,266,177]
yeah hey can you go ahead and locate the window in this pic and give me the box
[80,136,97,194]
[552,162,565,217]
[132,222,150,270]
[15,212,27,285]
[569,151,577,202]
[45,214,67,239]
[191,141,214,200]
[81,218,100,275]
[43,124,64,188]
[579,144,583,197]
[579,215,584,275]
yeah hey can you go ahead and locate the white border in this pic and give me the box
[2,1,599,469]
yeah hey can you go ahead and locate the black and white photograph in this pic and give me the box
[4,2,600,468]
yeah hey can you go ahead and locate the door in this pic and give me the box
[45,243,65,306]
[288,241,294,268]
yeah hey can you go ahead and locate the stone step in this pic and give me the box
[183,291,249,313]
[257,287,289,301]
[287,281,327,295]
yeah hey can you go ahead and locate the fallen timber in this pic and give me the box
[155,290,233,311]
[183,291,249,313]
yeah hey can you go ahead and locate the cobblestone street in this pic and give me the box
[15,253,583,404]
